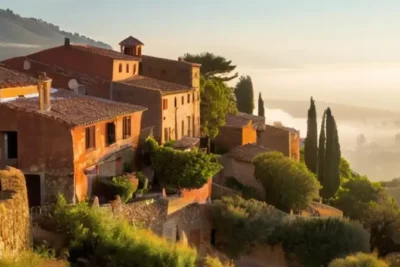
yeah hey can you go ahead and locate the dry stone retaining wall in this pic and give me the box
[0,167,31,258]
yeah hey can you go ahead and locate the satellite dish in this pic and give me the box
[23,60,31,70]
[68,79,78,90]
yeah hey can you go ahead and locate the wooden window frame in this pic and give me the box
[106,122,116,146]
[181,96,184,105]
[85,126,96,150]
[123,116,132,139]
[187,94,191,103]
[118,63,122,73]
[162,99,168,110]
[126,64,129,73]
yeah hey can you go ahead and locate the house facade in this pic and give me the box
[2,36,201,144]
[0,67,146,205]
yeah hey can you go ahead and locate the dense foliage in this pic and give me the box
[318,110,326,186]
[0,251,67,267]
[200,76,237,138]
[330,159,400,257]
[328,253,388,267]
[253,151,320,212]
[212,196,370,266]
[53,195,198,267]
[183,52,238,81]
[258,92,265,117]
[318,108,341,199]
[304,97,318,174]
[147,138,222,189]
[225,176,264,200]
[234,75,254,114]
[93,175,138,203]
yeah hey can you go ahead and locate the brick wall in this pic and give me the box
[0,167,31,259]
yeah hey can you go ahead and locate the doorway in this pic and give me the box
[24,174,41,207]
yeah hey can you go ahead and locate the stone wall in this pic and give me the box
[0,167,31,259]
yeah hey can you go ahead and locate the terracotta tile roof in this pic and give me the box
[1,89,147,126]
[118,76,194,94]
[271,122,299,133]
[223,114,251,128]
[0,65,37,89]
[142,55,201,67]
[229,143,274,163]
[174,136,200,150]
[237,112,266,131]
[71,45,141,61]
[119,36,144,46]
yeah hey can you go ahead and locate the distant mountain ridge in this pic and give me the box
[264,98,400,121]
[0,8,112,60]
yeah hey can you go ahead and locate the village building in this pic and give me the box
[0,66,146,206]
[2,36,201,144]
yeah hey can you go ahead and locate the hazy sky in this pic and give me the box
[2,0,400,109]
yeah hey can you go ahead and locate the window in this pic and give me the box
[106,122,116,146]
[123,116,132,138]
[181,120,184,137]
[164,128,170,142]
[162,99,168,110]
[118,63,122,73]
[197,92,200,101]
[85,126,95,150]
[187,94,191,103]
[192,92,195,102]
[133,64,137,74]
[126,64,129,73]
[187,116,191,136]
[174,97,177,107]
[181,96,184,105]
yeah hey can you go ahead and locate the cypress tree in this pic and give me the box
[317,110,326,185]
[304,97,318,174]
[234,75,254,114]
[258,92,265,117]
[320,108,341,199]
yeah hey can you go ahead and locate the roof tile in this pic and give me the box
[229,143,274,163]
[118,75,193,94]
[224,114,251,128]
[71,45,141,61]
[2,89,146,126]
[0,65,37,89]
[119,36,144,46]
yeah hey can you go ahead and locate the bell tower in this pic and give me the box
[119,36,144,57]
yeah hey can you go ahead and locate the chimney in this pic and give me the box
[178,57,184,62]
[64,37,70,46]
[38,72,52,111]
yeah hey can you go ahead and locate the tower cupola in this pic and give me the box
[119,36,144,57]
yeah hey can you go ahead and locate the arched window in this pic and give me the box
[174,97,177,107]
[126,64,129,73]
[118,63,122,73]
[181,96,184,105]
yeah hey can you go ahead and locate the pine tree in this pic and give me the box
[317,110,326,185]
[258,92,265,117]
[304,97,318,174]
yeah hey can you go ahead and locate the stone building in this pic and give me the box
[258,122,300,161]
[213,114,257,152]
[0,67,146,205]
[2,36,201,144]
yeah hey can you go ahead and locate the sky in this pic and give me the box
[1,0,400,110]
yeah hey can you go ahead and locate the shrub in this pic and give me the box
[204,255,235,267]
[164,140,177,148]
[93,175,137,203]
[329,253,388,267]
[253,151,321,212]
[225,176,264,200]
[147,138,222,189]
[0,251,67,267]
[54,195,197,267]
[212,196,370,266]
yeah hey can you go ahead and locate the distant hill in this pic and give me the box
[0,8,112,60]
[264,98,400,121]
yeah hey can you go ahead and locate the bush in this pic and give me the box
[212,196,370,266]
[147,138,222,189]
[204,255,235,267]
[54,195,197,267]
[225,176,264,200]
[0,251,67,267]
[253,151,321,212]
[329,253,388,267]
[93,175,137,203]
[163,140,177,148]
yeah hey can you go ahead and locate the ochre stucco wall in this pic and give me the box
[259,125,290,157]
[112,60,139,81]
[214,122,257,151]
[161,91,200,143]
[72,111,143,201]
[0,85,38,99]
[290,132,300,162]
